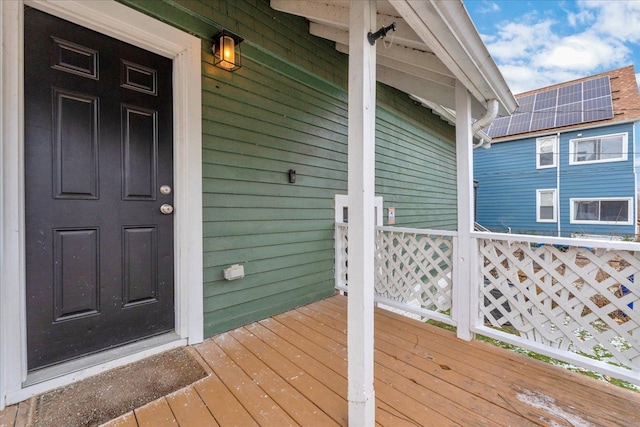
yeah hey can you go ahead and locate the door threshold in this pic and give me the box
[23,333,185,388]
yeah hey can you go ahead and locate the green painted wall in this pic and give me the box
[118,0,457,337]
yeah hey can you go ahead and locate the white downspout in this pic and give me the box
[633,124,638,238]
[635,125,638,238]
[556,132,561,237]
[472,99,498,148]
[472,99,499,134]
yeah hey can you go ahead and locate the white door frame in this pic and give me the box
[0,0,203,408]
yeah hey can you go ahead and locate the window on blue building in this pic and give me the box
[537,189,557,222]
[536,136,557,169]
[569,133,627,164]
[571,198,632,224]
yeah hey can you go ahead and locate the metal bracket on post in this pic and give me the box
[367,22,396,45]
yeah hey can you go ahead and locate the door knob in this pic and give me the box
[160,204,174,215]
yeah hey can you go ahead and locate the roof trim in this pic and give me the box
[389,0,517,115]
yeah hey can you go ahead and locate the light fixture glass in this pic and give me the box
[212,29,243,72]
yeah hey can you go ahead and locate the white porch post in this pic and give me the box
[453,79,476,341]
[347,0,376,425]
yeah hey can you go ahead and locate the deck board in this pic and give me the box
[165,387,219,427]
[372,304,638,425]
[134,399,177,427]
[296,299,539,426]
[228,326,343,425]
[193,373,259,427]
[101,412,138,427]
[4,294,640,427]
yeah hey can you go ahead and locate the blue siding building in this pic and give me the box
[475,66,640,238]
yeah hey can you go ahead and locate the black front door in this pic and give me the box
[25,7,175,371]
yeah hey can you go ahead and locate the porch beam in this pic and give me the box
[310,23,453,79]
[273,0,424,48]
[308,23,485,115]
[453,79,476,341]
[376,65,457,112]
[335,43,455,88]
[347,1,376,425]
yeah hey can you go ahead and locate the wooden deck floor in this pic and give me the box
[3,294,639,426]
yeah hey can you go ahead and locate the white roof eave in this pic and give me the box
[270,0,517,118]
[389,0,517,116]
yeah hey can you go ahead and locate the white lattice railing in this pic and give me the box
[475,232,640,382]
[335,223,455,324]
[336,223,640,383]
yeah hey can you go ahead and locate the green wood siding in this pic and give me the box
[118,0,457,337]
[376,87,457,229]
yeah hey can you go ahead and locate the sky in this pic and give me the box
[465,0,640,94]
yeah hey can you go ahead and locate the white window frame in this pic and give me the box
[536,136,557,169]
[570,197,634,225]
[569,133,628,165]
[536,189,557,223]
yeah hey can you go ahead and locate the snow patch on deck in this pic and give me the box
[517,389,595,426]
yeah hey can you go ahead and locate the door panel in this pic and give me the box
[25,7,175,370]
[53,89,99,199]
[53,229,100,320]
[122,105,157,200]
[123,227,158,306]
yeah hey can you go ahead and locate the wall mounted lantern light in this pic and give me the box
[212,29,244,72]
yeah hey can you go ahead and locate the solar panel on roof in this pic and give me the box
[530,108,555,131]
[508,112,532,134]
[487,116,510,138]
[507,94,535,134]
[485,75,614,138]
[557,83,581,104]
[583,76,610,99]
[534,88,557,110]
[584,96,614,122]
[555,101,582,127]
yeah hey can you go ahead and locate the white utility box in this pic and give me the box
[223,264,245,281]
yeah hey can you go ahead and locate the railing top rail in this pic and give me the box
[472,231,640,251]
[335,222,457,237]
[376,225,458,237]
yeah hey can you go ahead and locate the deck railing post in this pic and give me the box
[453,80,475,341]
[346,1,377,425]
[334,223,346,292]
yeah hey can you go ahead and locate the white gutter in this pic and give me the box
[411,95,493,148]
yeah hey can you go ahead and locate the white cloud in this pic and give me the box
[535,33,629,71]
[566,9,594,27]
[498,64,583,94]
[476,1,500,14]
[486,20,557,63]
[580,0,640,42]
[478,1,639,93]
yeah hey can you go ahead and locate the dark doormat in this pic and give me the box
[28,347,208,427]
